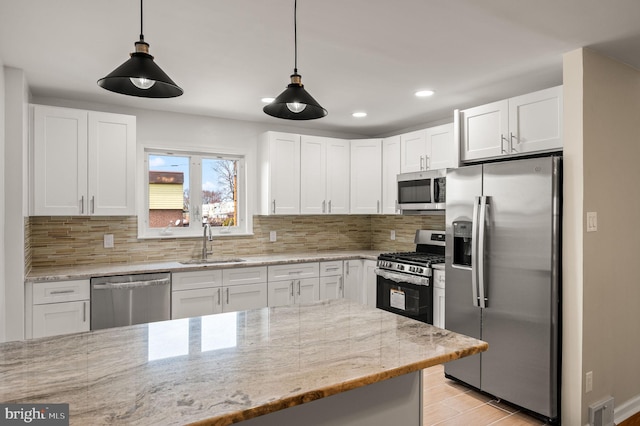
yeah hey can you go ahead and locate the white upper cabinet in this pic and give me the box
[31,105,136,216]
[350,139,382,214]
[460,86,563,162]
[382,135,401,214]
[400,124,456,173]
[258,132,300,215]
[426,123,456,170]
[300,136,349,214]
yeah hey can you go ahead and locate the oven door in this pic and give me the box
[376,271,433,324]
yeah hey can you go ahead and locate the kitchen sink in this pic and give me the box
[179,258,245,265]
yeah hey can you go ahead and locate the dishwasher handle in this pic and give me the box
[91,277,171,290]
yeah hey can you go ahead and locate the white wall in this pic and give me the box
[3,67,29,342]
[564,48,640,425]
[0,62,5,342]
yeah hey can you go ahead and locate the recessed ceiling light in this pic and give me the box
[415,90,435,97]
[352,112,367,118]
[261,97,275,103]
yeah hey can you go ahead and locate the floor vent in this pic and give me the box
[589,396,615,426]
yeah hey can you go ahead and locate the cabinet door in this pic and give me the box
[426,123,455,170]
[300,136,327,214]
[460,100,509,162]
[265,132,300,215]
[295,278,320,304]
[320,275,343,300]
[382,136,401,214]
[343,260,364,304]
[88,112,136,215]
[508,86,563,154]
[223,283,267,312]
[400,130,427,173]
[325,138,350,214]
[350,139,382,214]
[363,260,378,308]
[172,288,221,319]
[268,280,295,307]
[32,105,88,215]
[433,287,445,329]
[32,300,89,338]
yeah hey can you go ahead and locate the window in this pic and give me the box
[139,148,250,238]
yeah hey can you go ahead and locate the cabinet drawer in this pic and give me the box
[268,262,320,281]
[32,280,90,304]
[172,288,221,319]
[320,261,343,277]
[223,266,268,286]
[173,270,223,291]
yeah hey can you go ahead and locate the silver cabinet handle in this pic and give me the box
[377,200,380,214]
[500,134,509,154]
[80,196,84,214]
[297,280,301,296]
[50,289,75,295]
[425,154,430,170]
[419,155,424,170]
[272,199,276,214]
[326,267,339,272]
[226,288,230,305]
[328,200,332,213]
[290,281,294,297]
[322,200,326,213]
[510,132,518,152]
[339,277,343,297]
[91,196,95,214]
[83,301,87,322]
[217,288,222,305]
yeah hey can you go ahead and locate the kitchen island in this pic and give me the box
[1,299,487,425]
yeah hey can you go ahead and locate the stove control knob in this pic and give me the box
[398,265,404,271]
[418,268,423,274]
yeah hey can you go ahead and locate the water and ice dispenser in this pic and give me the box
[452,221,473,267]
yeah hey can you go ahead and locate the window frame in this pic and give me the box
[138,146,252,239]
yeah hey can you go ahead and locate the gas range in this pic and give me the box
[376,230,445,278]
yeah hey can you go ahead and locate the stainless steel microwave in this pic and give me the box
[397,169,446,212]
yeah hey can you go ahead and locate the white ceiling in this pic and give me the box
[2,0,640,137]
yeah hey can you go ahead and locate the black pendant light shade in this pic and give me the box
[263,0,326,120]
[98,0,183,98]
[263,72,327,120]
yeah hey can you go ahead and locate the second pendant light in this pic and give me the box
[263,0,327,120]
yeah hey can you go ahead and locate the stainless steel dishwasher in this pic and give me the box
[91,272,171,330]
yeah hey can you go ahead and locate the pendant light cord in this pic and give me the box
[139,0,144,41]
[293,0,298,73]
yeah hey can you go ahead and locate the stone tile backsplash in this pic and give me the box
[27,214,444,270]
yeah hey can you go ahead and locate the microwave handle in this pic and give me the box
[430,179,436,205]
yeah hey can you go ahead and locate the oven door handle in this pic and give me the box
[374,268,430,286]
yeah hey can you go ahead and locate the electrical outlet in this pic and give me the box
[587,212,598,232]
[269,231,277,242]
[103,234,114,248]
[586,371,593,393]
[390,230,396,241]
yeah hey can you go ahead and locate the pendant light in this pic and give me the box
[263,0,327,120]
[97,0,183,98]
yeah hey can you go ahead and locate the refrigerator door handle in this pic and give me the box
[471,196,481,307]
[478,196,489,308]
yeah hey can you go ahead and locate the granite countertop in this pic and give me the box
[26,250,383,283]
[0,299,487,425]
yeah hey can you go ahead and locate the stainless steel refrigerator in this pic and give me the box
[444,156,561,422]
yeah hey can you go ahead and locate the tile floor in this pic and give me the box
[423,364,550,425]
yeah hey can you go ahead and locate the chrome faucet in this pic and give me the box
[202,223,214,260]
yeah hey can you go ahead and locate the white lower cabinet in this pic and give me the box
[172,267,267,319]
[319,261,344,300]
[343,259,378,307]
[433,269,445,329]
[29,279,90,339]
[267,263,320,307]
